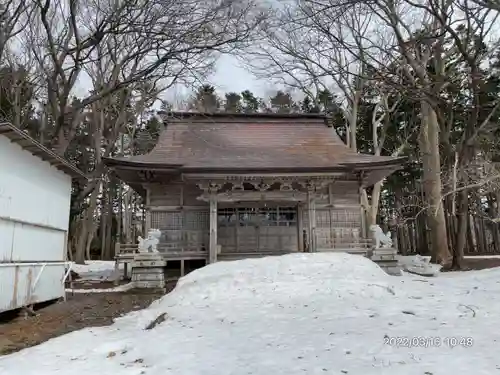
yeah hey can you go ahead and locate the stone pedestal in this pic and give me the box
[131,253,167,290]
[371,248,402,276]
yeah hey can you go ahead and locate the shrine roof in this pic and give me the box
[104,112,406,172]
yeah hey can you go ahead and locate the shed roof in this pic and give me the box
[0,122,86,180]
[104,112,406,172]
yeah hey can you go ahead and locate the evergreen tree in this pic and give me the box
[241,90,260,113]
[189,84,221,112]
[224,92,242,112]
[269,90,299,113]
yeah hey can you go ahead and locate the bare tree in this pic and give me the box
[0,0,30,60]
[250,0,500,264]
[24,0,265,154]
[243,0,392,150]
[334,0,454,265]
[360,87,412,227]
[244,0,413,231]
[69,23,166,263]
[431,3,500,267]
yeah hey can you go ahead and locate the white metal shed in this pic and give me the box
[0,122,86,313]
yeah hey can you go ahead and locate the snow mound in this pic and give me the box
[180,252,388,286]
[168,253,395,306]
[3,253,500,375]
[117,253,397,328]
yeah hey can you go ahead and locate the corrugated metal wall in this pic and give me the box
[0,219,66,262]
[0,263,66,313]
[0,135,72,312]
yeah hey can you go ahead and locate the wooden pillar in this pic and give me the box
[359,185,367,239]
[311,197,317,252]
[328,184,335,248]
[235,209,240,252]
[113,242,120,286]
[297,204,304,252]
[145,186,152,233]
[306,188,317,252]
[209,191,218,263]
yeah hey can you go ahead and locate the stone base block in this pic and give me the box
[134,280,166,290]
[132,271,165,282]
[131,253,167,290]
[132,253,166,268]
[371,247,402,276]
[379,265,403,276]
[372,254,398,261]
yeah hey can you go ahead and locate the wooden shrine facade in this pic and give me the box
[104,112,406,264]
[143,173,370,263]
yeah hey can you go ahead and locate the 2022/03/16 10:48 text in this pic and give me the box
[384,336,474,348]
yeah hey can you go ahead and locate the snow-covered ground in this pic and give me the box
[71,261,122,281]
[2,253,500,374]
[66,261,128,292]
[66,282,135,294]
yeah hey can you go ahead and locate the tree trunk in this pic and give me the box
[453,189,467,269]
[72,219,86,264]
[105,189,114,260]
[75,186,100,263]
[368,181,382,227]
[420,100,451,266]
[349,104,358,151]
[100,186,108,259]
[453,144,475,268]
[489,192,500,253]
[123,189,133,243]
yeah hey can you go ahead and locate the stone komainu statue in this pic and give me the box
[370,224,393,249]
[138,229,162,253]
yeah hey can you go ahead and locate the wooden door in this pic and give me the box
[218,206,298,253]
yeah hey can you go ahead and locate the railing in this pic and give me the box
[115,243,208,256]
[114,230,209,262]
[316,238,374,255]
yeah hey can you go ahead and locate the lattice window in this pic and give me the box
[305,208,362,246]
[277,207,297,226]
[150,210,209,248]
[218,207,297,227]
[151,211,210,231]
[184,211,210,230]
[151,211,183,230]
[218,208,237,227]
[316,210,331,228]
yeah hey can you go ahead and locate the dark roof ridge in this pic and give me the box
[158,111,330,121]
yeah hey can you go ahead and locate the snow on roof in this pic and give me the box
[1,253,499,374]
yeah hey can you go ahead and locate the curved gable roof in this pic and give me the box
[104,112,405,171]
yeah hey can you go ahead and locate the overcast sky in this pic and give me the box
[162,54,289,104]
[209,55,267,95]
[73,53,294,106]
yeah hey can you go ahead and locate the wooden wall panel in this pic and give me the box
[148,184,182,207]
[303,182,364,249]
[183,184,209,206]
[329,181,360,207]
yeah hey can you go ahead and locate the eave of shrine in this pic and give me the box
[105,161,406,198]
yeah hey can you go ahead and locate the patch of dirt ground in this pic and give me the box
[0,282,176,356]
[461,257,500,270]
[66,279,130,290]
